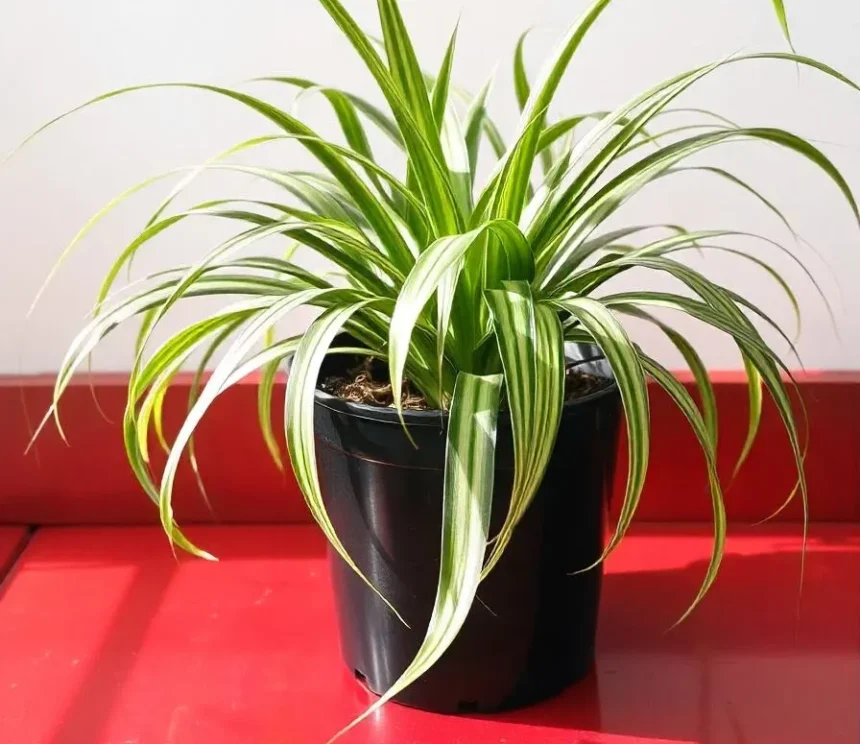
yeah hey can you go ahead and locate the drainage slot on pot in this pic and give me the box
[457,700,479,713]
[353,669,368,684]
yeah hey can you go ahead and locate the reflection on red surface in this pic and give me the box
[0,524,856,744]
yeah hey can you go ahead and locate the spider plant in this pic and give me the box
[15,0,859,735]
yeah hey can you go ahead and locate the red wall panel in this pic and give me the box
[1,372,858,525]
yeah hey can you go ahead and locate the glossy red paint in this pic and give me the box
[2,371,859,525]
[0,524,856,744]
[0,374,307,525]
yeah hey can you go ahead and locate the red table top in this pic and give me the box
[0,523,857,744]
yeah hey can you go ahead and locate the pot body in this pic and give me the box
[314,348,621,713]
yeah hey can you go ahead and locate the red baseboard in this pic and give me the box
[1,371,858,525]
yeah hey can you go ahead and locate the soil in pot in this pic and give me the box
[319,355,613,410]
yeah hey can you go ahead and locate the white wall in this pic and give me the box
[2,0,859,373]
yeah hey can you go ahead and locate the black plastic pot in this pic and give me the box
[313,344,621,714]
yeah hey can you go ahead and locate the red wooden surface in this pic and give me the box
[2,372,859,525]
[0,524,856,744]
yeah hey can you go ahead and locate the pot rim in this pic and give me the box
[313,354,619,428]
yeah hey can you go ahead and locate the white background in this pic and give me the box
[1,0,859,373]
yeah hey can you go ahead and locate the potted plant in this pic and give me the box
[17,0,858,738]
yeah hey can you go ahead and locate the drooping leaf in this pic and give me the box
[637,353,726,624]
[328,371,503,743]
[285,296,407,624]
[551,296,650,562]
[156,290,324,556]
[482,283,564,577]
[527,52,860,261]
[537,126,860,289]
[613,304,718,445]
[258,327,285,472]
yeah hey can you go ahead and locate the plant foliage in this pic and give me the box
[16,0,859,738]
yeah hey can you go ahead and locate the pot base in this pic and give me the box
[350,655,596,715]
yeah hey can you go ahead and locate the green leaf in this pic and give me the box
[551,296,650,562]
[600,291,773,352]
[133,319,235,466]
[637,353,726,624]
[252,76,404,148]
[560,230,810,334]
[513,29,553,177]
[118,302,278,560]
[599,287,808,527]
[388,221,532,410]
[33,280,276,447]
[482,283,564,578]
[440,105,473,219]
[144,134,298,231]
[139,315,248,462]
[737,359,764,477]
[464,73,496,180]
[526,58,732,253]
[487,106,551,221]
[26,168,182,316]
[378,0,440,144]
[285,297,407,624]
[545,224,694,289]
[587,252,800,372]
[771,0,794,49]
[156,290,325,556]
[538,126,860,289]
[665,166,797,238]
[258,327,285,472]
[431,24,459,128]
[175,83,418,268]
[319,0,462,237]
[685,243,803,339]
[613,304,718,445]
[527,52,860,261]
[537,111,655,157]
[500,0,615,221]
[16,82,419,273]
[513,30,533,112]
[329,371,502,743]
[97,206,398,314]
[187,320,250,509]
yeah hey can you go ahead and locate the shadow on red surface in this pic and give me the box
[475,528,860,744]
[0,525,857,744]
